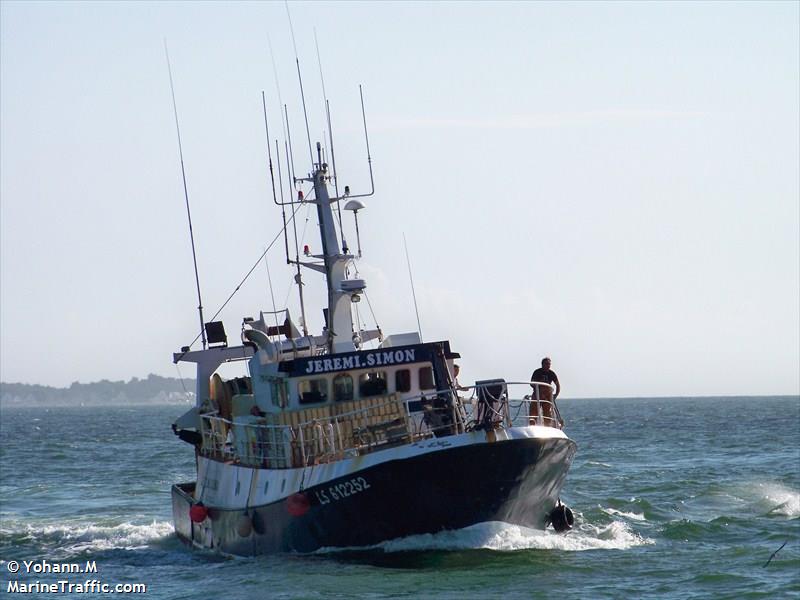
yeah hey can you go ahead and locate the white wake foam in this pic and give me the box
[3,520,174,554]
[602,507,646,521]
[760,483,800,518]
[585,461,612,468]
[320,520,653,554]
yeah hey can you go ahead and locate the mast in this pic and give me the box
[298,142,359,353]
[272,22,374,354]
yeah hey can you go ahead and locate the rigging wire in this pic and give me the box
[174,363,191,398]
[361,290,381,334]
[299,204,312,252]
[282,202,312,309]
[352,257,381,342]
[403,233,423,341]
[353,298,363,345]
[264,250,280,330]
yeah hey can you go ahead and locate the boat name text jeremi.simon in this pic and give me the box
[304,349,417,374]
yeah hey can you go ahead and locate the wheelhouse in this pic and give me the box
[279,342,455,412]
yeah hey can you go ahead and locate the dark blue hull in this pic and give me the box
[172,436,576,555]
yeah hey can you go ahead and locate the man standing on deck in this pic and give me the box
[531,357,560,398]
[530,357,561,425]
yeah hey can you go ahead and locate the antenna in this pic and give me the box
[285,1,314,167]
[266,31,292,206]
[314,30,346,251]
[262,91,293,289]
[266,33,287,143]
[284,105,297,186]
[325,99,346,251]
[403,233,423,341]
[295,58,315,168]
[164,40,207,350]
[286,140,308,336]
[324,101,340,191]
[314,28,328,110]
[261,91,280,207]
[347,85,376,200]
[313,30,336,186]
[275,140,291,263]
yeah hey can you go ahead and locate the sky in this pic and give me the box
[1,1,798,398]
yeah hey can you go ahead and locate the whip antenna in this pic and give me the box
[359,85,375,197]
[284,105,298,186]
[347,85,375,200]
[261,92,285,331]
[286,140,309,336]
[261,91,280,207]
[314,28,328,108]
[314,30,345,249]
[285,1,314,167]
[275,140,291,262]
[262,93,291,264]
[266,33,287,143]
[164,40,207,350]
[403,233,423,341]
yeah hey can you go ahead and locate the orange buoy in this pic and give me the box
[286,493,310,517]
[189,503,209,523]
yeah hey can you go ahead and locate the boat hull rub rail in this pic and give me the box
[172,435,576,554]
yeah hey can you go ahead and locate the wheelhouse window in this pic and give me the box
[333,373,354,402]
[395,369,411,393]
[419,366,435,391]
[298,378,329,404]
[358,371,387,397]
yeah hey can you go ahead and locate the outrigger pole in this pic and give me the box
[165,40,207,350]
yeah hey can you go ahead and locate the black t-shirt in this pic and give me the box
[531,367,558,385]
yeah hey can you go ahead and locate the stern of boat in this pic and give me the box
[172,482,214,549]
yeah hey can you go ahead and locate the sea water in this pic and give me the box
[1,397,798,599]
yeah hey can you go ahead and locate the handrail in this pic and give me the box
[197,381,565,469]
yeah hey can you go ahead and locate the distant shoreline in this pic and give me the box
[2,376,797,408]
[1,382,796,410]
[0,375,195,407]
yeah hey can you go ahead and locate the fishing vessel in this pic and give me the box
[169,70,577,555]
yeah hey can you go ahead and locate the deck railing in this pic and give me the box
[455,381,563,430]
[198,381,562,469]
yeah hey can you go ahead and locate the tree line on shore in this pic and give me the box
[0,374,196,406]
